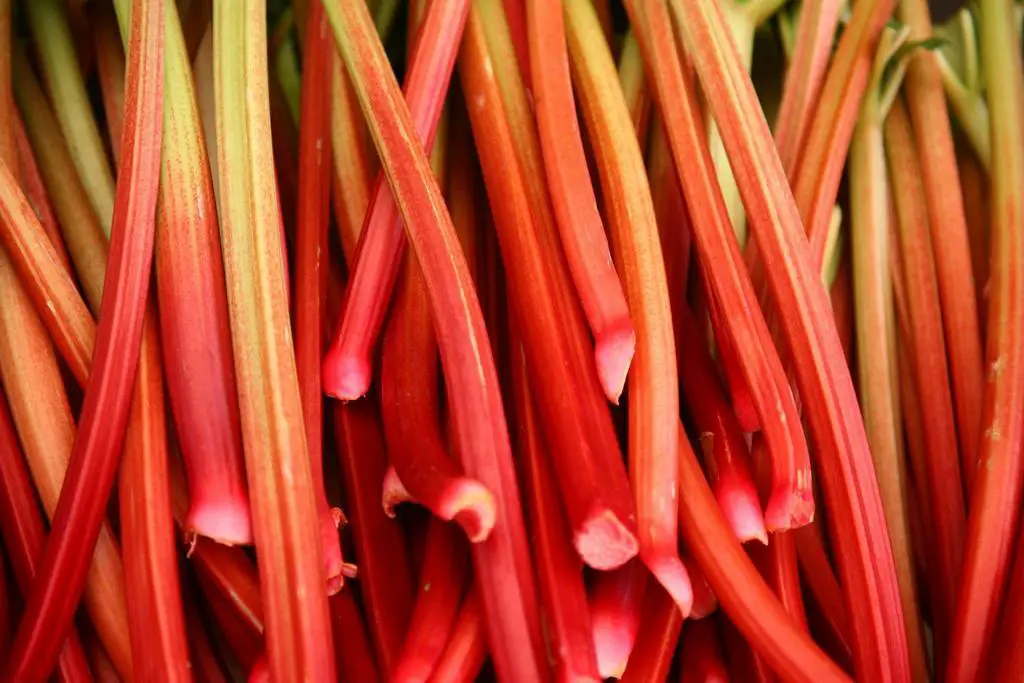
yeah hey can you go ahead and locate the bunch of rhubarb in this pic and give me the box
[0,0,1021,681]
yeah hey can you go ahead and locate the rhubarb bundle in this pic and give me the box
[0,0,1021,681]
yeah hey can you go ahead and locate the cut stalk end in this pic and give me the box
[574,509,641,571]
[764,483,815,532]
[185,498,254,547]
[440,479,497,543]
[644,554,694,617]
[594,322,636,405]
[321,349,372,400]
[716,478,769,545]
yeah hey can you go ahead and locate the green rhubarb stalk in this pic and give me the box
[324,1,546,680]
[2,0,163,678]
[213,2,335,680]
[850,30,928,681]
[668,0,911,679]
[945,0,1024,679]
[24,0,115,226]
[934,9,991,169]
[900,0,986,490]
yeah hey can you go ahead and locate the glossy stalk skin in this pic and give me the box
[526,0,635,403]
[718,613,775,683]
[331,401,415,679]
[381,251,496,541]
[112,0,252,547]
[565,0,690,612]
[772,0,843,176]
[618,583,683,683]
[677,423,849,683]
[677,304,766,545]
[321,0,470,400]
[679,618,729,683]
[900,0,985,486]
[15,117,70,273]
[119,316,191,680]
[393,520,468,683]
[2,0,162,678]
[292,0,347,589]
[588,560,647,679]
[959,145,990,329]
[511,337,600,682]
[945,0,1024,680]
[213,2,335,680]
[624,0,812,532]
[24,0,114,226]
[884,100,964,665]
[459,0,638,570]
[0,391,92,683]
[669,1,910,679]
[331,590,382,683]
[848,41,928,681]
[427,589,487,683]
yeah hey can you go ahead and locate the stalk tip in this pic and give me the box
[644,554,694,618]
[440,479,497,543]
[764,483,815,532]
[185,497,254,547]
[575,509,640,570]
[595,323,636,404]
[716,480,768,545]
[322,348,372,400]
[382,466,414,517]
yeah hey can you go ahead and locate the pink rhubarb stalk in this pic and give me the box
[619,583,684,683]
[213,2,334,679]
[459,0,638,570]
[527,0,635,403]
[324,1,547,678]
[589,561,647,679]
[321,0,470,400]
[427,588,487,683]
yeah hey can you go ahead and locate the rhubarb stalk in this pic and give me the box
[527,0,635,403]
[670,0,910,678]
[2,0,162,678]
[324,1,547,678]
[322,0,470,401]
[213,2,334,680]
[945,0,1024,679]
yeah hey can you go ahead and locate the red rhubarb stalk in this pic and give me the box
[331,401,415,678]
[14,117,70,273]
[670,0,910,678]
[511,335,601,682]
[324,2,548,676]
[459,0,638,570]
[677,304,766,545]
[331,591,382,683]
[527,0,635,403]
[111,0,254,548]
[322,0,470,400]
[625,0,812,531]
[589,561,647,679]
[565,0,690,611]
[393,520,469,683]
[945,0,1024,679]
[213,2,334,679]
[619,583,683,683]
[679,618,729,683]
[293,0,348,588]
[0,390,92,683]
[427,588,487,683]
[2,0,162,678]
